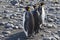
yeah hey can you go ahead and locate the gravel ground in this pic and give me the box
[0,0,60,40]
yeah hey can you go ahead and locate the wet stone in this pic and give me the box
[46,24,53,28]
[57,30,60,37]
[43,36,57,40]
[0,22,4,26]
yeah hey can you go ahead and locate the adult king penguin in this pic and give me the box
[32,5,40,34]
[23,6,34,37]
[38,2,45,26]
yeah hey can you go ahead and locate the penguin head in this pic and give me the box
[33,5,36,9]
[40,2,45,6]
[33,4,39,9]
[25,6,30,11]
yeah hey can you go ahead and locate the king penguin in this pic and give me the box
[32,5,40,34]
[38,2,45,26]
[23,6,34,37]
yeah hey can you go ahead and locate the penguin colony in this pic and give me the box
[23,2,45,38]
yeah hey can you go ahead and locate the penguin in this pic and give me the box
[23,6,34,37]
[37,2,45,26]
[32,5,40,34]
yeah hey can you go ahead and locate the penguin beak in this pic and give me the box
[28,8,30,11]
[24,7,30,11]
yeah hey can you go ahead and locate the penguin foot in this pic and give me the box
[34,30,39,35]
[26,36,34,39]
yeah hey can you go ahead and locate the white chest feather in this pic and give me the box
[42,6,45,24]
[23,13,25,28]
[23,13,28,36]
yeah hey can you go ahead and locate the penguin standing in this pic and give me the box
[41,3,45,24]
[38,2,45,26]
[23,6,34,37]
[32,5,40,34]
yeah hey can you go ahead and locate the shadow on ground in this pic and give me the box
[5,32,27,40]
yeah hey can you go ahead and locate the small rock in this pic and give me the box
[8,21,14,24]
[47,18,54,22]
[52,24,57,28]
[18,24,23,29]
[57,30,60,37]
[4,10,7,13]
[10,24,14,28]
[2,31,11,34]
[54,31,58,34]
[5,23,14,28]
[2,22,7,25]
[53,34,60,40]
[13,26,19,29]
[6,28,13,31]
[2,31,8,34]
[41,34,45,37]
[4,34,9,37]
[15,26,19,29]
[43,36,56,40]
[10,16,14,19]
[46,24,53,28]
[10,0,17,6]
[13,20,18,23]
[14,14,17,17]
[3,16,8,19]
[0,35,4,38]
[6,31,11,34]
[0,22,4,26]
[5,23,11,28]
[44,30,51,33]
[0,17,2,19]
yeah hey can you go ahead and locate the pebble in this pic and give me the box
[10,16,14,19]
[15,26,19,29]
[3,16,8,19]
[53,34,60,40]
[44,30,51,33]
[6,31,11,34]
[10,0,17,6]
[47,18,54,22]
[46,24,53,28]
[4,34,9,37]
[0,17,2,19]
[6,28,13,31]
[10,24,14,28]
[2,31,11,34]
[5,23,14,28]
[57,30,60,37]
[18,24,23,29]
[8,21,14,24]
[52,24,57,29]
[0,35,4,38]
[0,22,4,25]
[43,36,57,40]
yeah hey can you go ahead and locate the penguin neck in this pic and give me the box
[42,5,45,15]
